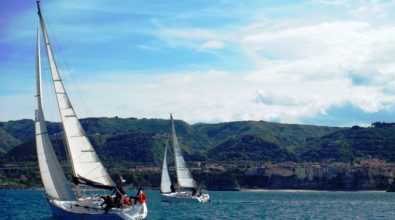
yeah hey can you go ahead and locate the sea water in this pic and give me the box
[1,189,395,219]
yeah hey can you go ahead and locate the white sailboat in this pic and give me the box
[35,1,147,219]
[160,114,210,202]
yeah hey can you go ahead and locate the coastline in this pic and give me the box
[240,188,387,193]
[0,185,388,193]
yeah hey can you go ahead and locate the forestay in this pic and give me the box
[35,27,75,201]
[170,114,197,188]
[37,3,115,189]
[160,137,172,193]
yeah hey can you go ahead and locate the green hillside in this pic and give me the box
[0,118,342,166]
[3,118,395,190]
[0,128,20,153]
[0,119,35,143]
[207,134,296,162]
[195,120,339,148]
[3,118,395,166]
[301,123,395,162]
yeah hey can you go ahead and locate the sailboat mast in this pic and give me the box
[170,114,197,188]
[35,23,75,201]
[36,0,81,196]
[170,114,180,187]
[36,27,41,101]
[36,0,115,190]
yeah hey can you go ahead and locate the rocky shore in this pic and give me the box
[243,159,395,190]
[2,159,395,191]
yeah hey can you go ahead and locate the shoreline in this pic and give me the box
[0,186,388,192]
[240,188,387,193]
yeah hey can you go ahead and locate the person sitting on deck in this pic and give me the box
[122,195,131,206]
[114,187,125,208]
[170,184,176,193]
[192,188,197,196]
[100,195,113,214]
[132,188,146,204]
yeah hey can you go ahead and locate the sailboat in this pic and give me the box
[34,1,147,219]
[160,114,210,202]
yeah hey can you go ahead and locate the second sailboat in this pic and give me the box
[160,114,210,202]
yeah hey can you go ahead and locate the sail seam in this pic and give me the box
[80,166,104,179]
[36,132,48,135]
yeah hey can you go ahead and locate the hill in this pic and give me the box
[301,123,395,162]
[5,118,395,164]
[0,127,20,153]
[208,134,296,162]
[0,117,341,166]
[2,118,395,190]
[0,119,35,143]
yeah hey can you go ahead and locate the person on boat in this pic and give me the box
[137,188,146,204]
[170,184,176,193]
[114,186,126,208]
[100,195,113,214]
[192,187,197,196]
[132,187,146,204]
[122,195,131,206]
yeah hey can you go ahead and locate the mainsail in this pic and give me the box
[160,137,172,193]
[35,27,75,201]
[170,114,197,188]
[37,1,115,189]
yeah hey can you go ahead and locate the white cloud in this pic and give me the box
[137,44,160,51]
[160,28,221,41]
[240,20,395,120]
[312,0,348,6]
[154,26,238,50]
[199,41,224,50]
[4,1,395,126]
[140,18,387,124]
[350,1,395,18]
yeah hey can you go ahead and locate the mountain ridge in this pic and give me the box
[2,117,395,190]
[0,117,343,165]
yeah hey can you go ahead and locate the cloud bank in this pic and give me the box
[2,1,395,126]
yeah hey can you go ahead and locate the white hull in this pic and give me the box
[161,192,210,203]
[48,196,147,220]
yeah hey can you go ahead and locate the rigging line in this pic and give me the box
[43,9,93,119]
[40,33,58,123]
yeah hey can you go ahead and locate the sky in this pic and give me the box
[1,0,395,126]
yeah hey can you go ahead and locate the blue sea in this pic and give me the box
[1,189,395,219]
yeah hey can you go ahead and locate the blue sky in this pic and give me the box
[1,0,395,126]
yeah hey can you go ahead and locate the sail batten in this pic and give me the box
[170,114,197,188]
[37,1,115,189]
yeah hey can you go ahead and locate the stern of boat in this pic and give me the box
[116,202,148,220]
[47,197,148,220]
[197,193,210,203]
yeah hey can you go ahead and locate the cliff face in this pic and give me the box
[244,159,394,190]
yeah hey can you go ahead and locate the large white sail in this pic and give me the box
[170,114,197,188]
[35,27,75,201]
[37,2,115,189]
[160,137,172,193]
